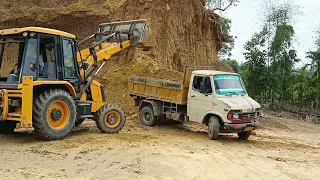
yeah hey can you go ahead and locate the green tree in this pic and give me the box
[219,17,236,60]
[242,27,269,102]
[221,59,239,73]
[241,1,301,109]
[306,30,320,109]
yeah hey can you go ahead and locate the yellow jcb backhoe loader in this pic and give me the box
[0,19,147,140]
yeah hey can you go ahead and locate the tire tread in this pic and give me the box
[94,104,126,133]
[33,89,76,140]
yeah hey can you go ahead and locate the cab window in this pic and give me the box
[62,39,76,78]
[39,36,56,78]
[192,76,212,94]
[192,76,203,91]
[23,38,37,78]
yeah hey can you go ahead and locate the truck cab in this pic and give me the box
[187,70,261,139]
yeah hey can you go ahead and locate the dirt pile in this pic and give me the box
[0,0,232,112]
[97,49,185,113]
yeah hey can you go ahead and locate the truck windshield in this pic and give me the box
[213,75,246,95]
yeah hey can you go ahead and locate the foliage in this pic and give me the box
[306,43,320,109]
[239,1,320,113]
[219,17,236,59]
[221,59,239,73]
[242,26,269,102]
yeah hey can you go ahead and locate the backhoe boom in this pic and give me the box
[76,20,147,83]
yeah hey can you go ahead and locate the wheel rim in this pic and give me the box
[143,111,151,122]
[47,100,70,130]
[104,111,121,128]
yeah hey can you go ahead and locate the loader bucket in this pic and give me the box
[98,19,148,44]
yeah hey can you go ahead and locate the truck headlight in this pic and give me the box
[233,113,239,119]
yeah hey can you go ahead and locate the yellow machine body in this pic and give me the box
[0,19,147,134]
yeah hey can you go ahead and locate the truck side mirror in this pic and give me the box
[200,82,206,94]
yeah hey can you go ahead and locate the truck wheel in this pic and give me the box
[0,121,17,134]
[140,106,157,126]
[75,118,85,127]
[94,104,126,133]
[33,89,76,140]
[237,131,251,140]
[208,116,220,140]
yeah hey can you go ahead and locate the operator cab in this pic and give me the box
[0,27,80,90]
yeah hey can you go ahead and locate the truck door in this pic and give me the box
[187,75,214,123]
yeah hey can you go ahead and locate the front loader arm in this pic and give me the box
[77,41,131,78]
[75,19,147,98]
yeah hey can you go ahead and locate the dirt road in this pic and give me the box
[0,115,319,180]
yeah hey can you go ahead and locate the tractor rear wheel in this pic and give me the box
[0,121,17,134]
[94,104,126,133]
[33,89,76,140]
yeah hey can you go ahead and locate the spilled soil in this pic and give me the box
[0,114,319,179]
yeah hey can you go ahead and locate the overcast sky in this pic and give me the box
[222,0,320,67]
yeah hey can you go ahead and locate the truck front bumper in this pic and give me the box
[221,119,260,133]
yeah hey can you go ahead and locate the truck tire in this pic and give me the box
[208,116,220,140]
[33,89,76,140]
[94,104,126,133]
[237,131,251,140]
[75,118,85,127]
[0,121,17,134]
[140,106,157,126]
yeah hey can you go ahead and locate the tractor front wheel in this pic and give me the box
[94,104,126,134]
[32,89,76,140]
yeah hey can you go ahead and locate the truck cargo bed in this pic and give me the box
[128,76,188,105]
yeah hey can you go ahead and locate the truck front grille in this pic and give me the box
[240,113,256,120]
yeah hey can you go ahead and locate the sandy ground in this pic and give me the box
[0,115,319,180]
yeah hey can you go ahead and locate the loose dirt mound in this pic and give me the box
[0,0,232,112]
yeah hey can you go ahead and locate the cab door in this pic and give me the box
[187,75,214,123]
[60,38,80,92]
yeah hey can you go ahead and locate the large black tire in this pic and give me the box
[140,106,157,126]
[237,131,251,140]
[33,89,76,140]
[75,118,85,127]
[94,104,126,133]
[208,116,220,140]
[0,121,17,134]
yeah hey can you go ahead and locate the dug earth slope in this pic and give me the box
[0,0,232,111]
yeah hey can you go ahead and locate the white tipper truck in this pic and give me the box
[129,67,262,140]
